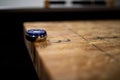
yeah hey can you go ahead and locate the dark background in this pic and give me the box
[0,10,120,80]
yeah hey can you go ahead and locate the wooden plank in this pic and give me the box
[67,20,120,59]
[24,20,120,80]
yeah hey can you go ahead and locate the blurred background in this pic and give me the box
[0,0,120,10]
[0,0,120,80]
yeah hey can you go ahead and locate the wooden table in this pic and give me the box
[24,20,120,80]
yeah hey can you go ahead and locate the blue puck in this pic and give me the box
[27,29,47,37]
[25,29,47,42]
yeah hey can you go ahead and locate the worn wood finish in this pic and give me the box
[24,20,120,80]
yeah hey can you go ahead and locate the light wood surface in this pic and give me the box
[24,20,120,80]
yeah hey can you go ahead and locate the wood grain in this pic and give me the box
[24,20,120,80]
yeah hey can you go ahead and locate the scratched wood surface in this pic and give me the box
[24,20,120,80]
